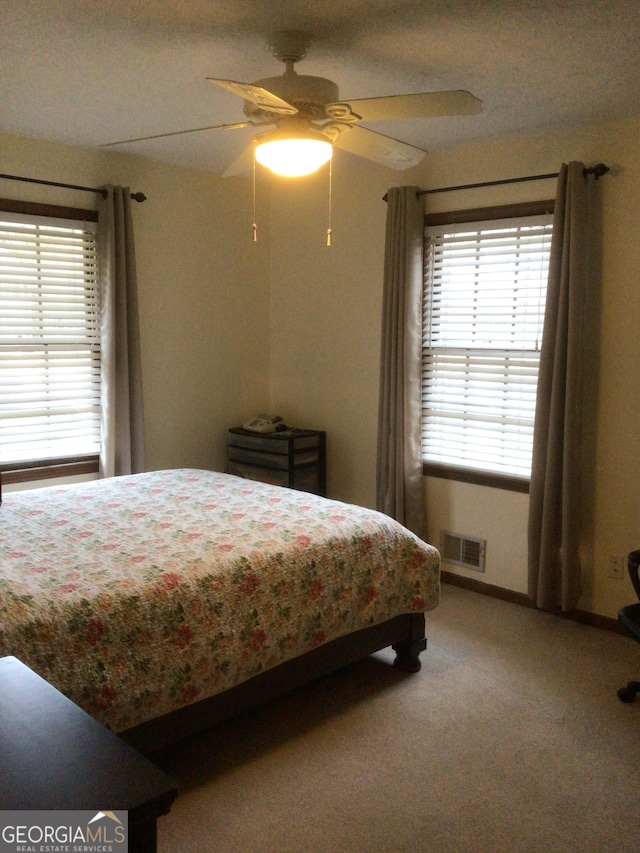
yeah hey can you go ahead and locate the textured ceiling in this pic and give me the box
[2,0,640,175]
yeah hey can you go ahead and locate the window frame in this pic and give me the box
[0,198,100,483]
[421,199,555,493]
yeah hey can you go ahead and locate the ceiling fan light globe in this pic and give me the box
[255,137,332,177]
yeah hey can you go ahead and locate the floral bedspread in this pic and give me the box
[0,469,440,732]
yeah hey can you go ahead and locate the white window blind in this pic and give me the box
[422,213,553,479]
[0,210,100,465]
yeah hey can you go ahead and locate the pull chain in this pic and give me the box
[326,157,333,247]
[252,148,258,242]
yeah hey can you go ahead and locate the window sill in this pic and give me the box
[423,462,530,493]
[1,457,99,485]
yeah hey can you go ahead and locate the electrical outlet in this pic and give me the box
[608,555,625,580]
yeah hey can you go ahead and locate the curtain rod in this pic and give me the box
[415,163,609,197]
[0,172,147,202]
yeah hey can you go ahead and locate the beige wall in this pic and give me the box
[4,112,640,620]
[268,160,394,508]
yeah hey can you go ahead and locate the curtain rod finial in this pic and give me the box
[583,163,610,180]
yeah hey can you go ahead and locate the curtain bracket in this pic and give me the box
[582,163,609,180]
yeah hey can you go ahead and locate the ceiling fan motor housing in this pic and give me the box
[245,74,339,120]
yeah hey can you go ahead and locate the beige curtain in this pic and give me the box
[528,162,593,611]
[376,186,427,540]
[98,185,145,478]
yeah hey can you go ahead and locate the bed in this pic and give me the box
[0,469,440,753]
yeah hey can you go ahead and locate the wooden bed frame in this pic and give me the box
[0,471,432,756]
[119,612,427,755]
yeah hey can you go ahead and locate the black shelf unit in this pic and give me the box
[227,427,326,496]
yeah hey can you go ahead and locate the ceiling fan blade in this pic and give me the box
[328,90,482,122]
[332,125,427,170]
[207,78,298,115]
[100,121,261,147]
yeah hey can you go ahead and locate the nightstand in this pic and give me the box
[227,427,326,496]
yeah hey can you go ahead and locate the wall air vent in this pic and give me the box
[440,531,486,572]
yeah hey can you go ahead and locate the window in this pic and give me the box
[422,202,554,489]
[0,201,100,478]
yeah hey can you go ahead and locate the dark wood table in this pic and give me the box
[0,656,178,853]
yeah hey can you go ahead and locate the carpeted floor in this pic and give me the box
[156,584,640,852]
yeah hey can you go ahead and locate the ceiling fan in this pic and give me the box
[103,30,482,177]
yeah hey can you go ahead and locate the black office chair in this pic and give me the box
[617,549,640,702]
